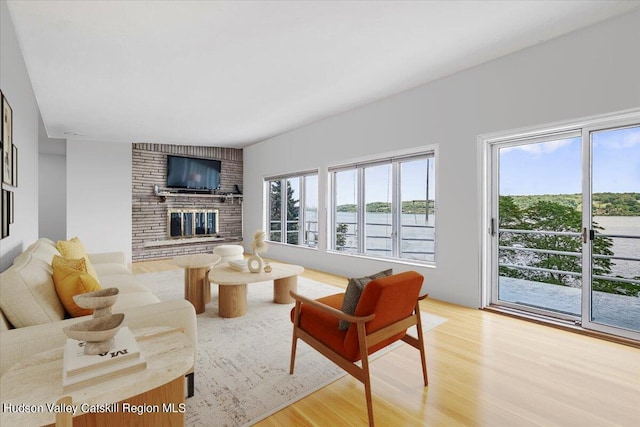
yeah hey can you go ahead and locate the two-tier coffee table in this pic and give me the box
[173,253,221,314]
[208,261,304,318]
[0,327,194,427]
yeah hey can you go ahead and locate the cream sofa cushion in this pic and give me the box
[0,310,10,331]
[93,262,133,277]
[98,274,152,294]
[12,238,60,265]
[0,255,65,328]
[112,292,161,311]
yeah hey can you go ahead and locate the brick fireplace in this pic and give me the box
[132,143,243,261]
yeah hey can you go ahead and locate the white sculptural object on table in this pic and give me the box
[248,230,268,273]
[63,288,124,355]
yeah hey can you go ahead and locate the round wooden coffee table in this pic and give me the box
[173,253,221,314]
[208,262,304,318]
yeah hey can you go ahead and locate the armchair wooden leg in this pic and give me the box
[290,301,301,374]
[363,369,374,427]
[414,304,428,386]
[357,322,375,427]
[290,334,298,374]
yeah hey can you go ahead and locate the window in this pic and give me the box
[330,152,436,263]
[266,171,318,247]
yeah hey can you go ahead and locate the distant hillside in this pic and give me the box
[335,193,640,216]
[508,192,640,216]
[337,200,435,214]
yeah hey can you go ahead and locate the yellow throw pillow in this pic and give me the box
[52,254,87,272]
[52,263,102,317]
[56,237,99,282]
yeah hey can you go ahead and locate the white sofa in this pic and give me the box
[0,238,197,392]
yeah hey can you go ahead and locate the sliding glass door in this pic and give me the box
[583,125,640,337]
[488,116,639,340]
[493,132,583,319]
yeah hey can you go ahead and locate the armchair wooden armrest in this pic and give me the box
[289,290,375,324]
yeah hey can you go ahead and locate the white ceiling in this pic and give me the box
[7,1,640,148]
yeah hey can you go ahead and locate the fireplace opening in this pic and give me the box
[168,209,219,239]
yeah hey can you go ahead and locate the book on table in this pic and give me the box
[62,326,147,392]
[228,259,248,272]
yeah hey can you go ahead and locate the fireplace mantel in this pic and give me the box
[143,236,242,248]
[154,187,243,204]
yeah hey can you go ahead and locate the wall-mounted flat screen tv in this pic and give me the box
[166,155,221,190]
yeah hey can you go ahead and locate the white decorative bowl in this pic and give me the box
[73,288,119,318]
[63,313,125,355]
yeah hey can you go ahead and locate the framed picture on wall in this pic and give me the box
[11,145,17,186]
[9,191,14,224]
[1,189,9,239]
[0,91,3,184]
[2,93,13,186]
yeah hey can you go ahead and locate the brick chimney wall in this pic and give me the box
[132,143,243,261]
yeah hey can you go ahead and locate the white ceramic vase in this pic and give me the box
[247,253,263,273]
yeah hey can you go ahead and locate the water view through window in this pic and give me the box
[590,126,640,331]
[494,124,639,335]
[331,154,435,262]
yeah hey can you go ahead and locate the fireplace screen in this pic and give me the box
[168,209,219,239]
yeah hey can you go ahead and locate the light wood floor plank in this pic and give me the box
[133,258,640,426]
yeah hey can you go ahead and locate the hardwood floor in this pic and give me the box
[133,259,640,426]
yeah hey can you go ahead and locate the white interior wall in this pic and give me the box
[38,154,66,242]
[243,10,640,308]
[0,0,40,271]
[38,114,67,242]
[66,141,132,261]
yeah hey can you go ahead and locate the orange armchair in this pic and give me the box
[289,271,428,426]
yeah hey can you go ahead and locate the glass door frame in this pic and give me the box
[486,130,582,322]
[581,118,640,340]
[480,108,640,340]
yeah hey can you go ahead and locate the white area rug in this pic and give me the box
[136,269,447,426]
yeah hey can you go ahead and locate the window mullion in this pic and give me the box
[267,181,274,241]
[357,167,365,254]
[330,172,336,250]
[299,176,305,246]
[280,179,287,243]
[392,161,401,258]
[265,182,269,237]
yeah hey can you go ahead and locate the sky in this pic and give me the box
[500,125,640,195]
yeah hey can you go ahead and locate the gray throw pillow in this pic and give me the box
[338,269,392,331]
